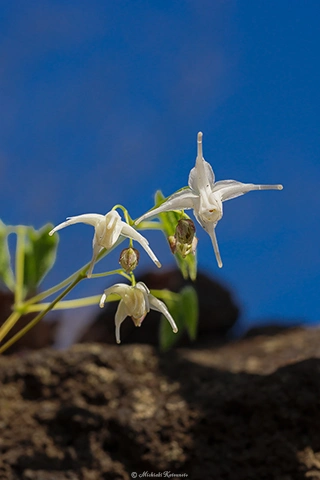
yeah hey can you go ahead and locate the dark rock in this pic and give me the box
[1,326,320,479]
[245,323,302,338]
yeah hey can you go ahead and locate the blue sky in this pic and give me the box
[0,1,319,334]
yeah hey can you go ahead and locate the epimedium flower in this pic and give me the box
[136,132,283,268]
[49,210,161,277]
[99,281,178,344]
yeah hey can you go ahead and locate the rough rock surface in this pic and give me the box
[1,327,320,479]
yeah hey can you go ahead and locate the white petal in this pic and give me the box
[115,300,129,344]
[101,283,131,301]
[98,212,122,249]
[49,214,104,235]
[195,215,223,268]
[87,240,102,278]
[148,295,178,333]
[135,188,198,225]
[105,211,122,230]
[213,180,284,202]
[121,223,162,268]
[135,282,150,294]
[208,225,223,268]
[135,282,151,312]
[188,132,215,195]
[99,292,107,308]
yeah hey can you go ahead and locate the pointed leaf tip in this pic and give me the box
[23,223,59,295]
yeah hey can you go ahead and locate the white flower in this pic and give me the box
[99,281,178,344]
[49,210,161,277]
[136,132,283,268]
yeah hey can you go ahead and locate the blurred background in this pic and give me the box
[0,1,319,344]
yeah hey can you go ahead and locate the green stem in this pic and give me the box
[150,289,180,301]
[24,285,131,313]
[22,237,127,308]
[0,311,21,343]
[25,295,103,311]
[130,272,136,286]
[25,292,121,312]
[112,204,132,225]
[22,269,81,308]
[0,273,85,354]
[15,226,25,305]
[137,221,163,230]
[90,269,131,281]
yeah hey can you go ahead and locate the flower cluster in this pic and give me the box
[136,132,283,268]
[50,132,283,343]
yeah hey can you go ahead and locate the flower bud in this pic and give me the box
[119,247,140,273]
[175,219,196,244]
[171,219,197,257]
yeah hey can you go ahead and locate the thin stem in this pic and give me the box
[22,237,126,307]
[0,311,21,343]
[15,226,25,305]
[0,274,84,354]
[22,269,81,307]
[150,289,180,302]
[112,204,133,225]
[137,221,163,230]
[25,293,121,312]
[90,269,131,281]
[25,295,103,312]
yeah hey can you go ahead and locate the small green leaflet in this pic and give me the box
[158,284,199,351]
[23,224,59,296]
[180,285,198,340]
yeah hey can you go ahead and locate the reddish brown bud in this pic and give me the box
[175,219,196,244]
[119,247,140,273]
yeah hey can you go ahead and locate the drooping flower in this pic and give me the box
[136,132,283,267]
[49,210,161,277]
[99,281,178,343]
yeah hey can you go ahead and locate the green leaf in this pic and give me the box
[23,224,59,295]
[159,295,183,352]
[0,220,15,291]
[180,285,199,340]
[157,285,199,351]
[154,190,197,281]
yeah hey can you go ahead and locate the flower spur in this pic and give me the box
[99,281,178,344]
[135,132,283,268]
[49,210,161,277]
